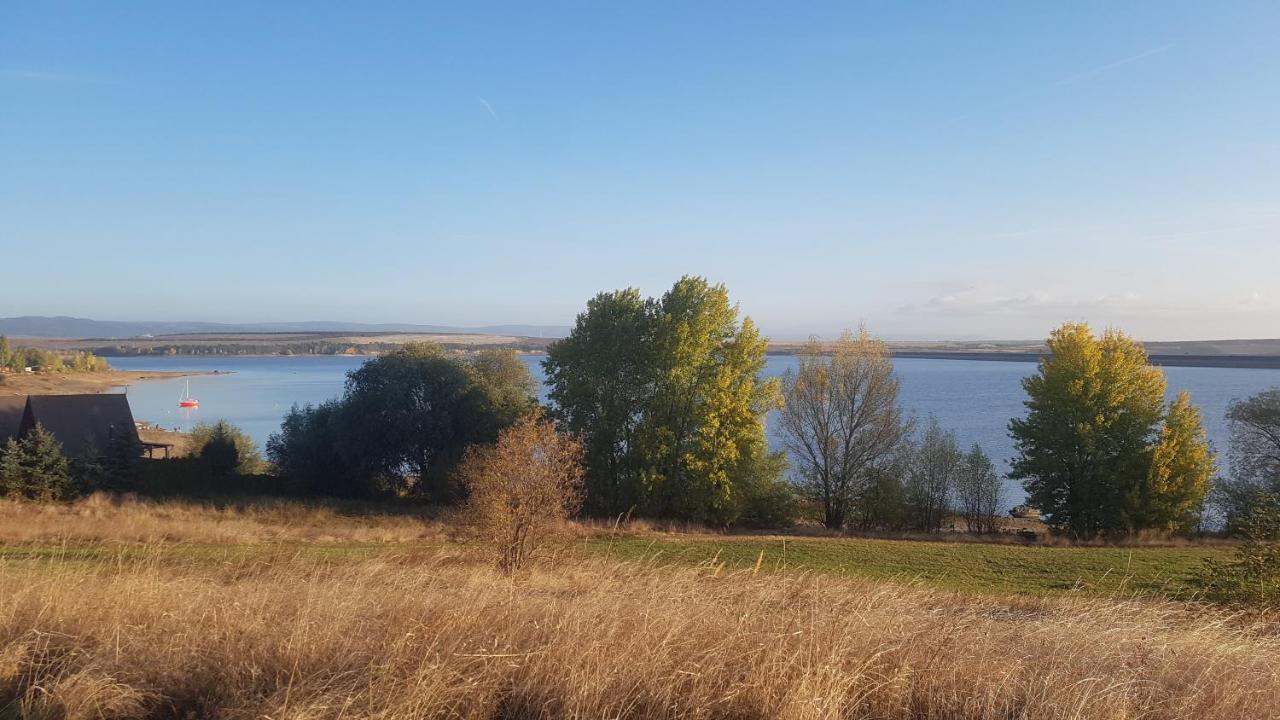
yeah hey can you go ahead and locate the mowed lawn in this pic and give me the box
[582,535,1228,598]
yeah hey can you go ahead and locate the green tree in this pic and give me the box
[852,457,911,532]
[638,277,781,523]
[545,277,782,524]
[904,419,963,532]
[0,336,9,368]
[544,288,652,515]
[339,343,536,501]
[0,424,74,501]
[1009,323,1212,538]
[267,400,368,497]
[468,349,539,426]
[190,420,263,475]
[730,451,798,528]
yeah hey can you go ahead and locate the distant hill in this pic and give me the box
[0,316,570,340]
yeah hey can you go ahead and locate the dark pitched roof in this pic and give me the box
[20,394,139,458]
[0,395,25,445]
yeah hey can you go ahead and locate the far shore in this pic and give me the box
[14,332,1280,370]
[874,351,1280,370]
[0,369,224,397]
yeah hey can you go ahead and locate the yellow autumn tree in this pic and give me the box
[545,276,785,525]
[1142,391,1215,532]
[1010,323,1213,537]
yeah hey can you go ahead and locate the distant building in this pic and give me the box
[0,395,26,445]
[1,393,169,458]
[18,394,141,458]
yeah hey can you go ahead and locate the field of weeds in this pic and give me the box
[0,496,1274,718]
[1,546,1278,719]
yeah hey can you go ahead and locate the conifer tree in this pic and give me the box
[0,424,74,501]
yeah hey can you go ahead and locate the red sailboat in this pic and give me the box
[178,379,199,408]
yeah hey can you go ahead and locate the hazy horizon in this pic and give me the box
[4,312,1279,344]
[4,3,1278,341]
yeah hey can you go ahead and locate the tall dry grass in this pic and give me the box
[0,494,450,545]
[1,548,1277,719]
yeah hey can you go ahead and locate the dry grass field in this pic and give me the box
[0,496,1276,719]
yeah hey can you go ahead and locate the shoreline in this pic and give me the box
[878,351,1280,370]
[101,349,1280,370]
[0,369,225,397]
[95,347,1280,371]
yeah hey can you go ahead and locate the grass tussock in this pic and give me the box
[1,550,1278,719]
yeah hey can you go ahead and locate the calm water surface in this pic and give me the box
[109,355,1280,504]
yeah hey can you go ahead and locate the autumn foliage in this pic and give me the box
[460,412,585,572]
[1010,323,1215,538]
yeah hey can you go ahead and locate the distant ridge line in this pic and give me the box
[0,316,571,340]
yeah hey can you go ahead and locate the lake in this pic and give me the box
[108,355,1280,505]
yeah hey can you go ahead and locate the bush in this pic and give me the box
[190,421,264,476]
[459,412,584,572]
[730,452,797,528]
[267,401,373,498]
[853,465,911,532]
[1198,493,1280,607]
[131,458,291,498]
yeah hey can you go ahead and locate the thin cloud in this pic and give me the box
[0,67,76,82]
[1046,44,1174,89]
[897,288,1152,317]
[475,96,498,120]
[945,44,1175,123]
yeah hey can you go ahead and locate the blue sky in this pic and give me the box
[2,2,1278,340]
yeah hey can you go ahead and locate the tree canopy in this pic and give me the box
[1009,323,1213,538]
[267,344,537,502]
[544,276,783,524]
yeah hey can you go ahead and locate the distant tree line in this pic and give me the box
[0,336,109,373]
[82,341,542,357]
